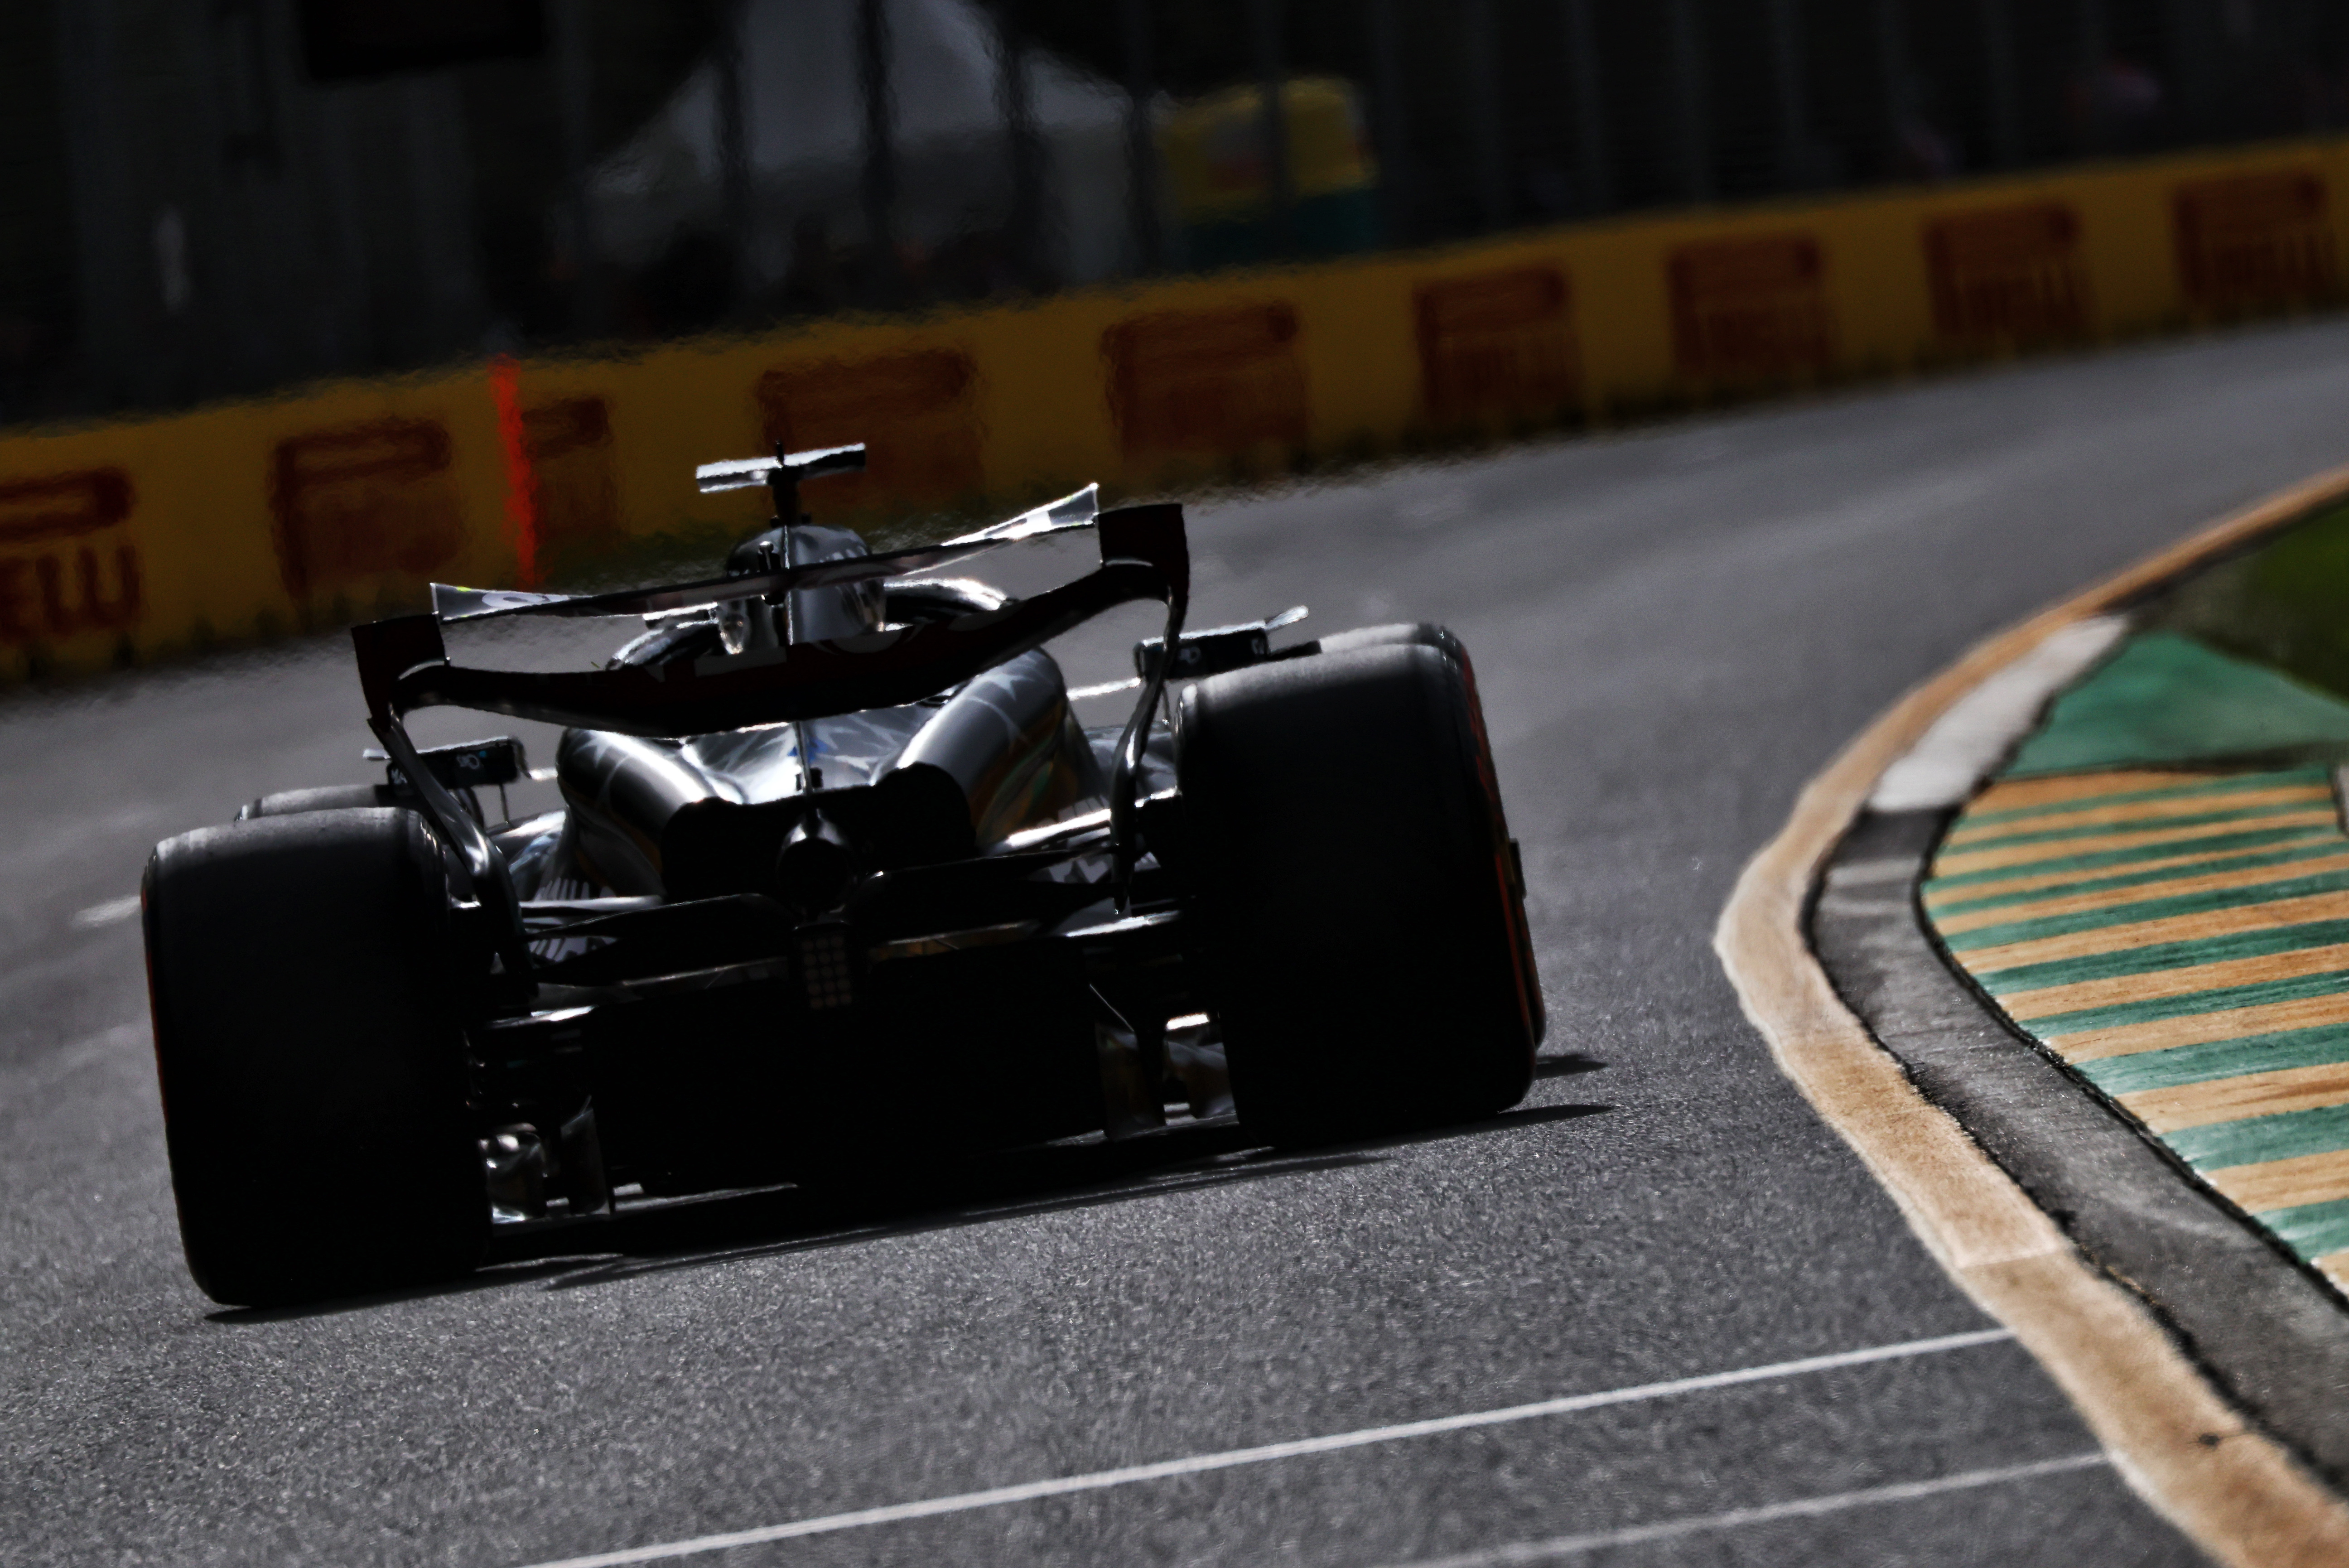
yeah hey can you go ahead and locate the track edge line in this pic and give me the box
[1712,461,2349,1568]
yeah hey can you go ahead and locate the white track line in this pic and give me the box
[1379,1452,2110,1567]
[1866,613,2126,812]
[509,1328,2016,1568]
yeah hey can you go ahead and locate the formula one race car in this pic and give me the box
[142,443,1541,1305]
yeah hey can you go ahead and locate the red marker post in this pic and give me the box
[487,354,540,589]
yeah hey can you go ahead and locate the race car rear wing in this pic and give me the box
[426,482,1103,626]
[355,499,1186,735]
[349,497,1190,977]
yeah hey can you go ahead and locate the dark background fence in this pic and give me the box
[5,0,2344,429]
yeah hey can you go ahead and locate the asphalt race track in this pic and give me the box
[21,321,2349,1567]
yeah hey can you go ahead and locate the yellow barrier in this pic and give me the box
[6,134,2349,683]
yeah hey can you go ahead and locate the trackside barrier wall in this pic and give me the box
[7,134,2349,684]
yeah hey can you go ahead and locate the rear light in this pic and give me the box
[796,925,855,1011]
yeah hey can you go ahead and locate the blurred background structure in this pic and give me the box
[5,0,2347,428]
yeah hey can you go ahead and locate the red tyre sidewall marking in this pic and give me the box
[1452,649,1540,1051]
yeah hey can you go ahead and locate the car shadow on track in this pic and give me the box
[207,1083,1610,1321]
[527,1097,1611,1295]
[1533,1052,1605,1079]
[531,1144,1384,1293]
[204,1259,593,1324]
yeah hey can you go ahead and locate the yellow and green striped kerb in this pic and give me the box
[1929,763,2349,1289]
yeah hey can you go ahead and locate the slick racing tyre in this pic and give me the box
[235,783,395,820]
[144,808,486,1305]
[1176,628,1541,1143]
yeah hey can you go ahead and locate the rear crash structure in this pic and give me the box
[141,444,1543,1304]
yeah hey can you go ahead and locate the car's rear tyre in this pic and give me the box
[236,783,395,820]
[1176,629,1541,1143]
[144,808,486,1305]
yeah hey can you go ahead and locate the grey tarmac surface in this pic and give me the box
[21,320,2349,1567]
